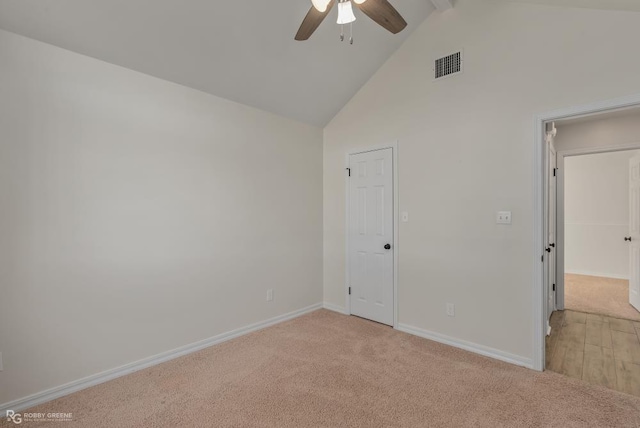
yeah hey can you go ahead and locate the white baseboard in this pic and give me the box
[321,306,532,369]
[396,323,533,369]
[0,303,322,414]
[323,302,348,315]
[565,270,628,280]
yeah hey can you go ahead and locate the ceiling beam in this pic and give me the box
[430,0,453,11]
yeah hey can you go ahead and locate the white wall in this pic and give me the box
[564,151,639,279]
[0,29,323,405]
[323,0,640,362]
[555,111,640,152]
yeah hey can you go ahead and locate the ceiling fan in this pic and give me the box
[295,0,407,43]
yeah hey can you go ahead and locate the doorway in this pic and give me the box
[560,149,640,320]
[346,145,398,327]
[534,97,640,372]
[538,104,640,396]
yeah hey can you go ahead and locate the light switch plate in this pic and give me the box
[401,212,409,222]
[496,211,512,225]
[0,352,3,371]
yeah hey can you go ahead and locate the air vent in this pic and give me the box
[434,51,462,80]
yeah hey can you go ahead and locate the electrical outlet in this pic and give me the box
[267,289,273,302]
[496,211,512,225]
[446,303,455,317]
[401,212,409,222]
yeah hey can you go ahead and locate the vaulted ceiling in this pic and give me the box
[1,1,637,127]
[508,0,640,12]
[0,0,436,126]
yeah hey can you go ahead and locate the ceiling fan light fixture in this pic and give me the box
[295,0,407,42]
[337,1,356,25]
[311,0,332,12]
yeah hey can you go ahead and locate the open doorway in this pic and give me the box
[542,106,640,396]
[562,149,640,321]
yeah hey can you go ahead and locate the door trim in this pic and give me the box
[345,142,399,328]
[533,93,640,372]
[546,140,557,330]
[556,143,640,310]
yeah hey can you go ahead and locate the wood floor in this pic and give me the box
[546,310,640,397]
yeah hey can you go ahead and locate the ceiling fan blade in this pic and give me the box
[295,1,336,41]
[354,0,407,34]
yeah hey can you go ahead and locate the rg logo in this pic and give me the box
[6,410,22,424]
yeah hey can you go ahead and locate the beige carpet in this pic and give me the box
[565,274,640,322]
[4,310,640,428]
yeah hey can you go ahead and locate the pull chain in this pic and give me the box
[340,24,344,41]
[350,23,353,44]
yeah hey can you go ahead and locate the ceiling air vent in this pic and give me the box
[434,51,463,80]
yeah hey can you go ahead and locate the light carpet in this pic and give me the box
[4,310,640,427]
[565,274,640,322]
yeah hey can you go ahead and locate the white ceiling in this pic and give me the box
[0,0,435,126]
[508,0,640,12]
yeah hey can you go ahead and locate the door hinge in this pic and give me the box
[553,168,557,177]
[346,168,351,177]
[541,255,544,262]
[348,287,351,295]
[553,284,556,292]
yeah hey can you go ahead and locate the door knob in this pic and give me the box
[384,244,391,250]
[550,243,555,248]
[625,237,632,242]
[545,247,551,253]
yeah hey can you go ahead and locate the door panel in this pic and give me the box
[349,148,394,325]
[629,156,640,312]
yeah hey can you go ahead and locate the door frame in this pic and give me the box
[533,93,640,372]
[546,138,557,330]
[345,142,399,328]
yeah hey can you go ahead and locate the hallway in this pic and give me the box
[547,310,640,396]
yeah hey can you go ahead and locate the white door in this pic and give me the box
[547,142,557,321]
[349,148,394,326]
[628,156,640,312]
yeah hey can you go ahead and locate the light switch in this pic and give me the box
[496,211,512,225]
[401,212,409,222]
